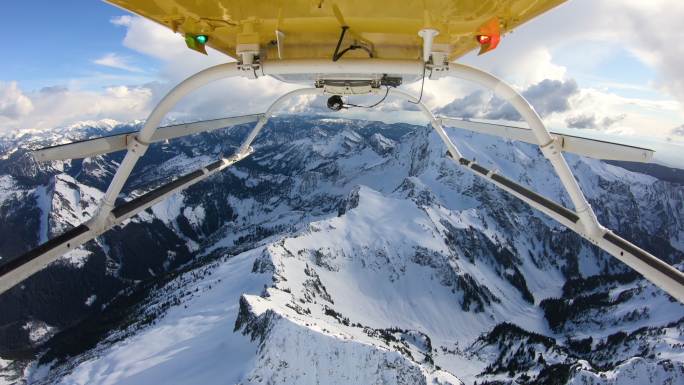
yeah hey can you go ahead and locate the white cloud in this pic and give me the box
[437,79,580,121]
[462,0,684,105]
[433,76,683,139]
[0,82,34,119]
[112,15,191,63]
[672,125,684,139]
[423,0,684,139]
[464,47,567,88]
[110,15,132,27]
[0,16,301,133]
[562,87,683,137]
[93,53,142,72]
[0,83,153,132]
[107,15,302,121]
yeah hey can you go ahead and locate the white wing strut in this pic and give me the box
[392,62,684,303]
[0,149,253,294]
[439,117,654,163]
[0,79,322,295]
[1,58,682,304]
[32,114,263,161]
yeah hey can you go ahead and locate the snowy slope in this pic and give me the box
[36,251,270,385]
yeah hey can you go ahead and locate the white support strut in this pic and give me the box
[1,58,682,304]
[390,86,684,303]
[90,63,245,233]
[0,68,320,295]
[0,150,251,295]
[424,65,683,302]
[438,117,654,163]
[238,88,323,154]
[33,114,264,162]
[435,63,604,237]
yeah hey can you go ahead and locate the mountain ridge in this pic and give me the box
[0,116,682,384]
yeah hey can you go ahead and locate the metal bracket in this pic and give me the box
[539,136,561,157]
[126,135,149,157]
[237,62,261,79]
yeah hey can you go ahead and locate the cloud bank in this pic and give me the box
[437,79,582,122]
[0,82,34,120]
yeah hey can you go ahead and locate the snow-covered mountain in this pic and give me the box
[0,116,682,385]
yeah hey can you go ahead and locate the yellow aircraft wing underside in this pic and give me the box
[106,0,566,61]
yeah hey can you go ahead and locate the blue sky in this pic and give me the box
[0,0,682,139]
[0,2,160,90]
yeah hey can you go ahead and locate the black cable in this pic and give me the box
[332,26,349,61]
[344,86,391,109]
[407,62,427,104]
[334,45,374,60]
[332,26,373,61]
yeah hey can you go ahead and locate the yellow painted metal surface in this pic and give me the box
[105,0,566,61]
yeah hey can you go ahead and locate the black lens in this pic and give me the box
[327,95,344,111]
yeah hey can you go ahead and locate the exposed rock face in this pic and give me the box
[0,116,682,384]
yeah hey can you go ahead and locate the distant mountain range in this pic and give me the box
[605,160,684,185]
[0,116,682,385]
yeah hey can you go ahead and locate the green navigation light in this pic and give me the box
[196,35,208,45]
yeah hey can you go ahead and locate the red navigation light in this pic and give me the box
[475,17,501,55]
[477,35,492,45]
